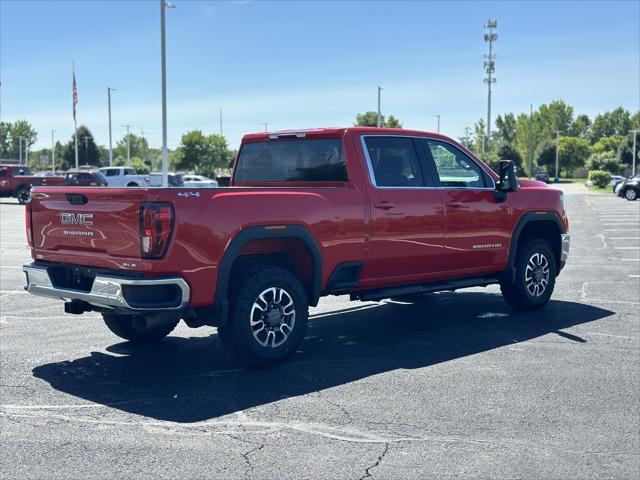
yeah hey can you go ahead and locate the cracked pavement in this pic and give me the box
[1,188,639,479]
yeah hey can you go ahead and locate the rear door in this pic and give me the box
[359,135,446,284]
[417,138,510,275]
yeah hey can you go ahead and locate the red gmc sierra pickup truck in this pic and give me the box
[23,127,570,366]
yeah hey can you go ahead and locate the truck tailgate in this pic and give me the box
[30,189,143,258]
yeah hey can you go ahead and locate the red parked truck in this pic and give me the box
[23,128,570,366]
[0,164,65,204]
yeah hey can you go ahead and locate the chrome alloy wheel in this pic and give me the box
[250,287,296,348]
[525,252,550,297]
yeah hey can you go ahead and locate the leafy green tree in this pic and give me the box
[130,157,150,174]
[569,114,591,139]
[619,132,640,168]
[497,143,523,172]
[0,120,38,160]
[473,119,486,153]
[559,136,589,176]
[515,112,544,171]
[173,130,231,176]
[537,100,574,137]
[115,133,148,161]
[586,152,623,174]
[591,108,632,141]
[494,113,517,144]
[590,135,625,155]
[60,125,101,170]
[535,140,556,173]
[354,111,403,128]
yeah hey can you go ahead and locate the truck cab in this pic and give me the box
[98,167,149,188]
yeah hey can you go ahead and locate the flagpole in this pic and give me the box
[73,62,79,169]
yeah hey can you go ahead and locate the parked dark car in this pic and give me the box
[64,170,108,187]
[216,174,231,187]
[535,171,550,183]
[618,175,639,201]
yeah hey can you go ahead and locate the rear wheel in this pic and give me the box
[500,238,557,310]
[102,314,178,343]
[16,186,30,204]
[624,188,638,201]
[218,265,308,367]
[126,182,139,188]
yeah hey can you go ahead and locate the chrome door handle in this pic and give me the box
[373,201,394,210]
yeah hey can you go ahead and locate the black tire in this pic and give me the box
[218,265,308,367]
[624,188,638,201]
[16,185,30,204]
[126,182,139,188]
[500,238,557,310]
[102,314,178,343]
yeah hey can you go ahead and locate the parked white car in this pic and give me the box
[97,167,150,187]
[182,174,219,188]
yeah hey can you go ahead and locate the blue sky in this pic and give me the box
[1,0,639,151]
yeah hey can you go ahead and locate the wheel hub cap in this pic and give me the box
[250,287,296,348]
[525,252,550,297]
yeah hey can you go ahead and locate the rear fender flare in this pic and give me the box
[214,225,323,319]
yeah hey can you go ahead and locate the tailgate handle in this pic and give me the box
[66,194,88,205]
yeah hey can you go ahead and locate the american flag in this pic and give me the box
[72,71,78,122]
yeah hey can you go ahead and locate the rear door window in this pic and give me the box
[235,139,347,182]
[363,136,425,187]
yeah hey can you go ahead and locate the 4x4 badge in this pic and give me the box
[177,191,200,198]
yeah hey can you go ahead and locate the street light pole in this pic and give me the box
[122,124,131,163]
[377,86,383,127]
[632,130,639,177]
[554,130,562,181]
[18,137,24,165]
[108,87,115,167]
[51,130,56,174]
[83,136,92,157]
[160,0,175,188]
[433,114,441,133]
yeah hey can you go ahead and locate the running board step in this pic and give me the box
[351,275,500,301]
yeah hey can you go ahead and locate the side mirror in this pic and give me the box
[497,160,519,193]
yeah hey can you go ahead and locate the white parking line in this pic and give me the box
[609,237,640,240]
[621,258,640,261]
[614,247,640,250]
[629,275,640,278]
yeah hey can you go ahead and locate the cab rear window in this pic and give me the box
[235,139,347,182]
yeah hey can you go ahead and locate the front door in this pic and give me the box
[418,138,510,275]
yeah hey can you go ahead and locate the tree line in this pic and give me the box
[0,121,235,177]
[356,102,639,177]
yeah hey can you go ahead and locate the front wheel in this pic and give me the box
[102,314,178,343]
[218,265,308,367]
[624,188,638,201]
[500,239,557,310]
[16,186,30,204]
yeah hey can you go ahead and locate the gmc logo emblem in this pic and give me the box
[60,213,94,226]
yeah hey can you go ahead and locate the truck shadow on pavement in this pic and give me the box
[33,292,614,422]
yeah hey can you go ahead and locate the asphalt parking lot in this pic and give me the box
[1,186,639,479]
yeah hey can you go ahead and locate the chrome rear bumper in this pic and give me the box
[23,264,189,311]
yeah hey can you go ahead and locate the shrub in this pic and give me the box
[587,170,611,188]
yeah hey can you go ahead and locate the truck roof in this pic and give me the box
[241,127,455,143]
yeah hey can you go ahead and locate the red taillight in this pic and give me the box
[140,203,173,258]
[25,200,33,247]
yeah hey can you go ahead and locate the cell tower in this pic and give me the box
[484,19,497,149]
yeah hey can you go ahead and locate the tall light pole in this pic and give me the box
[51,130,56,174]
[108,87,115,167]
[483,20,497,150]
[261,122,269,132]
[632,129,639,177]
[18,137,24,165]
[160,0,175,188]
[122,124,131,163]
[219,108,223,137]
[377,86,383,127]
[432,114,441,133]
[554,130,562,181]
